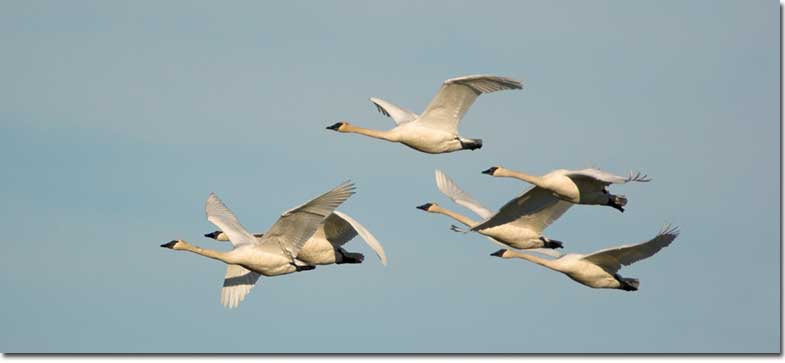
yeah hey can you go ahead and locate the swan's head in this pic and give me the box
[204,230,227,241]
[326,121,349,132]
[416,202,438,212]
[481,166,501,176]
[161,240,187,250]
[490,249,512,258]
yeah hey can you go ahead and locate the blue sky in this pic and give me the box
[0,0,779,353]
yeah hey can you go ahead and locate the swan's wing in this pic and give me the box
[524,248,564,258]
[258,181,356,259]
[435,169,495,220]
[471,186,571,234]
[416,75,522,133]
[205,193,259,248]
[220,264,261,309]
[333,211,387,266]
[565,168,652,186]
[582,225,680,274]
[369,97,418,125]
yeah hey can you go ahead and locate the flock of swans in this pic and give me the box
[162,74,680,308]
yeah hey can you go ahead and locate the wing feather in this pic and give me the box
[434,169,495,220]
[582,225,680,274]
[416,75,522,133]
[565,168,652,186]
[471,186,571,233]
[333,211,387,266]
[369,97,418,125]
[258,181,356,259]
[220,264,261,309]
[205,193,258,248]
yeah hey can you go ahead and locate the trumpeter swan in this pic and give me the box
[416,170,571,250]
[161,181,355,308]
[492,225,679,291]
[326,75,522,154]
[204,210,388,266]
[482,166,651,212]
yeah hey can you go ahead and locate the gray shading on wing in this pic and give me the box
[417,75,522,133]
[221,264,261,309]
[369,97,418,125]
[333,210,387,266]
[565,168,652,186]
[258,181,356,259]
[470,186,572,234]
[435,169,495,220]
[205,193,259,248]
[582,225,680,274]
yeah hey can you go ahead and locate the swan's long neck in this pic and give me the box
[178,241,235,264]
[344,124,399,142]
[505,250,558,271]
[429,205,477,227]
[495,168,546,186]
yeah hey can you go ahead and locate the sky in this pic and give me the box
[0,0,779,354]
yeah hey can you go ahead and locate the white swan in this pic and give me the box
[161,181,355,308]
[416,169,571,250]
[491,225,680,291]
[326,75,522,154]
[482,166,651,212]
[204,210,388,267]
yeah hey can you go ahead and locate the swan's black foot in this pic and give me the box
[295,264,316,272]
[607,201,625,213]
[540,237,563,249]
[458,137,482,150]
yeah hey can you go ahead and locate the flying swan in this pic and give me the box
[326,75,522,154]
[416,169,571,250]
[481,166,651,212]
[204,211,388,267]
[161,181,355,308]
[491,225,680,291]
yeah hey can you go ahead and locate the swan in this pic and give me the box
[203,210,388,266]
[481,166,651,212]
[491,225,680,291]
[161,181,356,308]
[326,74,522,154]
[416,169,571,250]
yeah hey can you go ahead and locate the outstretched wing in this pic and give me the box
[582,225,680,274]
[258,181,356,259]
[565,168,652,186]
[435,169,495,220]
[416,75,522,133]
[471,186,571,234]
[332,211,387,266]
[369,97,418,125]
[205,193,259,248]
[220,264,261,309]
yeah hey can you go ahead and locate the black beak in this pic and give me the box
[481,166,498,175]
[326,122,343,131]
[490,249,507,257]
[204,231,220,239]
[416,203,433,211]
[161,240,178,249]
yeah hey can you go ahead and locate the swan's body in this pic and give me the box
[161,181,356,308]
[204,210,388,266]
[482,166,651,212]
[492,225,680,291]
[326,75,522,154]
[417,170,571,250]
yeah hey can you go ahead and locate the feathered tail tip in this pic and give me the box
[450,224,468,233]
[657,224,680,238]
[626,171,652,183]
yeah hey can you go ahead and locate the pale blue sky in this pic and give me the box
[0,0,779,353]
